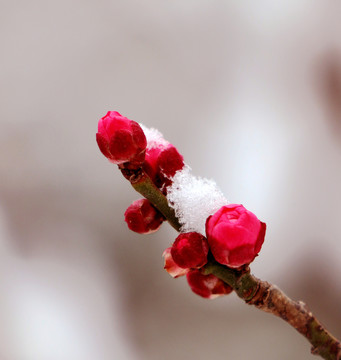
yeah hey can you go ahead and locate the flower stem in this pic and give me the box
[121,167,341,360]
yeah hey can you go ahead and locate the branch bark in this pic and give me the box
[203,262,341,360]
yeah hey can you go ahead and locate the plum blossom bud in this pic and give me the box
[143,147,163,187]
[171,232,209,269]
[206,204,266,268]
[124,199,164,234]
[143,144,184,191]
[186,269,233,299]
[96,111,147,167]
[157,146,184,185]
[163,247,190,278]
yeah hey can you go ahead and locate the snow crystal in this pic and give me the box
[140,124,169,150]
[140,124,227,234]
[166,166,228,235]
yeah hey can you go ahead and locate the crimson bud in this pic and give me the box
[171,232,209,269]
[96,111,147,168]
[206,204,266,268]
[186,269,233,299]
[143,144,184,191]
[124,199,164,234]
[163,247,190,278]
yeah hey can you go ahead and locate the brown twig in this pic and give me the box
[121,167,341,360]
[203,262,341,360]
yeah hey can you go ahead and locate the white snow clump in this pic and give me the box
[140,124,169,150]
[167,166,228,235]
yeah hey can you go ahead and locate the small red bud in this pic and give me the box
[143,147,163,187]
[158,145,184,181]
[162,247,190,278]
[186,269,233,299]
[143,144,184,191]
[206,204,266,268]
[96,111,147,167]
[124,199,164,234]
[171,232,209,269]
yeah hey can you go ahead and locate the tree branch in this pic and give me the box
[121,167,341,360]
[203,262,341,360]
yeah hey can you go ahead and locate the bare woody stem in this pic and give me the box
[121,167,341,360]
[203,262,341,360]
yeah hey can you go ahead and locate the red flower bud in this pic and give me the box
[143,147,163,186]
[171,232,209,269]
[124,199,164,234]
[163,247,190,278]
[143,144,184,191]
[186,269,233,299]
[96,111,147,167]
[206,204,266,268]
[158,145,184,182]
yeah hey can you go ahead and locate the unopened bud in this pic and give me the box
[163,247,190,278]
[186,269,233,299]
[143,144,184,191]
[96,111,147,167]
[171,232,209,269]
[124,199,164,234]
[206,204,266,268]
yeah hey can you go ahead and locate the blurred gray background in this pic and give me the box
[1,1,341,359]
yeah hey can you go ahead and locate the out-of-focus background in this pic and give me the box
[1,1,341,359]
